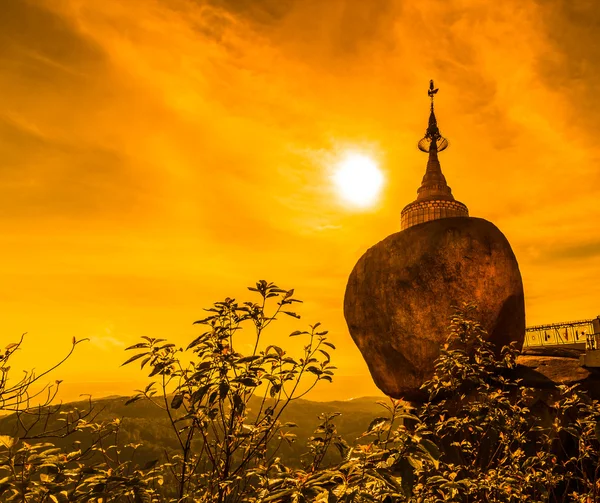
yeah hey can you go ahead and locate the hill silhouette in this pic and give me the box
[0,394,389,468]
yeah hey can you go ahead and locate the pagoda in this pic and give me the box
[344,80,525,400]
[400,81,469,230]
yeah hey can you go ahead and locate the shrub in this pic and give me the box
[122,280,336,502]
[1,286,599,503]
[0,337,162,502]
[260,303,600,503]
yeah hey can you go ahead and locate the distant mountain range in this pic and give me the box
[0,394,391,468]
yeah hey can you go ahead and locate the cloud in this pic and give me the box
[534,0,600,133]
[546,240,600,261]
[87,323,126,351]
[0,117,152,221]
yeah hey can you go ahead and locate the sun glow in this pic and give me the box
[333,153,384,208]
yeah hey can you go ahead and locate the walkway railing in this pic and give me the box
[523,316,600,349]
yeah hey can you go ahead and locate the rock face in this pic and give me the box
[515,355,591,387]
[344,216,525,400]
[514,352,600,401]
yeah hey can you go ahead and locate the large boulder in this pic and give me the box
[344,217,525,400]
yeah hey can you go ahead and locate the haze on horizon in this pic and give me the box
[1,0,599,402]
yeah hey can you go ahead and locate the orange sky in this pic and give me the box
[1,0,599,402]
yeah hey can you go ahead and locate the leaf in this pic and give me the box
[125,342,148,350]
[419,438,441,463]
[140,356,151,369]
[148,363,166,377]
[282,311,300,319]
[232,393,244,414]
[238,378,258,387]
[270,383,281,398]
[186,336,203,350]
[0,435,15,449]
[595,420,600,443]
[318,349,331,361]
[121,352,148,366]
[407,455,422,471]
[322,341,336,350]
[40,472,53,483]
[266,345,284,357]
[306,366,322,376]
[193,317,215,325]
[238,355,262,363]
[376,401,393,414]
[219,381,230,400]
[290,331,306,337]
[158,343,176,350]
[334,439,349,458]
[171,394,184,409]
[191,385,210,404]
[125,395,142,406]
[366,417,388,433]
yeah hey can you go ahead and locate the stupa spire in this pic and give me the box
[400,81,469,230]
[416,80,453,201]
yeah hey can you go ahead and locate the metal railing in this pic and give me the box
[524,317,600,349]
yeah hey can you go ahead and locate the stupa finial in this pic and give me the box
[400,80,469,230]
[418,80,448,153]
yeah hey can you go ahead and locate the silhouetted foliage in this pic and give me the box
[0,285,599,502]
[258,304,600,503]
[121,280,336,502]
[0,336,162,501]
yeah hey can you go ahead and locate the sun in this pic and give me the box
[333,152,384,208]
